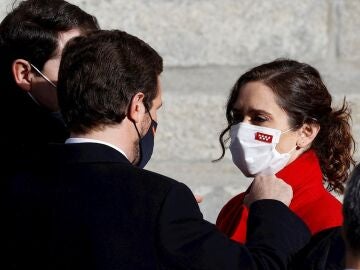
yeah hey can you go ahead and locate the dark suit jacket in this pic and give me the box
[3,143,310,270]
[290,227,345,270]
[0,89,68,164]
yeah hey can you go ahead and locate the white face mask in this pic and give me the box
[229,122,296,177]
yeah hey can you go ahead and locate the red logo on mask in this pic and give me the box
[255,132,273,143]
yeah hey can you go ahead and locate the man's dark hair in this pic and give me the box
[57,30,163,134]
[0,0,99,94]
[343,164,360,256]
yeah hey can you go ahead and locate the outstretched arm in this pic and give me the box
[158,181,310,270]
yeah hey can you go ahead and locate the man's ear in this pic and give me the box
[128,92,145,123]
[296,122,320,149]
[12,59,33,92]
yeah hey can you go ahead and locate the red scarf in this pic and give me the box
[216,150,343,244]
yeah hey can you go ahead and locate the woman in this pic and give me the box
[216,59,355,269]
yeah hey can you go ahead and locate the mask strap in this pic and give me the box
[281,127,293,135]
[132,103,151,168]
[30,63,57,88]
[27,92,40,105]
[277,127,298,154]
[132,120,143,166]
[143,102,154,120]
[289,145,298,153]
[144,102,157,135]
[133,121,142,139]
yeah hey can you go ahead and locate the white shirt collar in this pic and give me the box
[65,137,128,159]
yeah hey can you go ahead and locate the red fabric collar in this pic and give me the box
[277,149,324,194]
[216,150,343,244]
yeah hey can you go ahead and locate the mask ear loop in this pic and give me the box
[129,105,143,166]
[144,103,153,121]
[133,121,142,138]
[144,102,158,136]
[281,127,294,135]
[30,63,57,88]
[128,94,147,138]
[279,127,299,152]
[134,101,156,167]
[27,92,40,105]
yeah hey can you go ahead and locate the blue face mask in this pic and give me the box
[133,106,157,168]
[137,119,157,168]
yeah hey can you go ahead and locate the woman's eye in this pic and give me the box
[252,115,268,123]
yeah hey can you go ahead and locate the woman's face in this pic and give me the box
[233,81,301,158]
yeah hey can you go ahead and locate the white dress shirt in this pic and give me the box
[65,138,128,159]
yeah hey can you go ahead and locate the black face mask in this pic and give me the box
[133,108,157,168]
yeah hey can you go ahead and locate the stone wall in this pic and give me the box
[1,0,360,221]
[2,0,360,66]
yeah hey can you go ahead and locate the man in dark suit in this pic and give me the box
[4,30,311,269]
[0,0,99,164]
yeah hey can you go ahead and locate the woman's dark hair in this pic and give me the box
[217,59,355,194]
[0,0,99,94]
[57,30,163,134]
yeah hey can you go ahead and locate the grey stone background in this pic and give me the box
[1,0,360,222]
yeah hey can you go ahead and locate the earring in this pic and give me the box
[296,139,306,150]
[296,140,303,150]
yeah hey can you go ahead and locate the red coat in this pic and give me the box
[216,150,343,244]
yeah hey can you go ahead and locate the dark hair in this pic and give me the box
[217,59,355,194]
[343,164,360,255]
[57,30,163,134]
[0,0,99,95]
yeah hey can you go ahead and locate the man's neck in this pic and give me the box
[70,122,135,162]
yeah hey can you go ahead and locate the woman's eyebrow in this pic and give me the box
[248,108,272,116]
